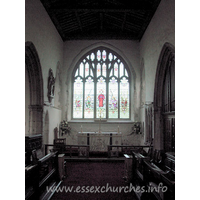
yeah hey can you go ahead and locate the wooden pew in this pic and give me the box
[25,151,62,200]
[144,152,175,200]
[25,134,43,166]
[25,135,63,200]
[107,145,150,158]
[131,149,175,200]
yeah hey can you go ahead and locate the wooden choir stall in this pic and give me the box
[131,148,175,200]
[25,135,65,200]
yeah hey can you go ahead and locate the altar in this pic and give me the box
[78,132,122,152]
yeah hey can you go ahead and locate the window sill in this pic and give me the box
[69,119,134,124]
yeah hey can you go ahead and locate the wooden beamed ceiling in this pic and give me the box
[41,0,161,41]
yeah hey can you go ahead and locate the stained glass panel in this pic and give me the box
[114,63,118,77]
[120,63,124,77]
[102,50,106,61]
[102,63,106,77]
[96,77,106,118]
[73,77,83,118]
[84,77,94,118]
[108,53,113,61]
[91,53,95,61]
[120,77,129,118]
[97,50,101,61]
[109,77,118,118]
[97,63,101,77]
[80,62,84,77]
[85,62,89,77]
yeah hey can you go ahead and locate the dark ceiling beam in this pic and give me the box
[75,11,83,31]
[105,20,138,33]
[121,12,127,31]
[105,13,143,29]
[80,17,98,25]
[50,8,149,13]
[104,14,123,24]
[63,32,138,40]
[100,13,103,31]
[61,22,79,31]
[125,22,141,30]
[60,19,79,28]
[40,0,161,41]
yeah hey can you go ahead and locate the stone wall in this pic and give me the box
[25,0,63,141]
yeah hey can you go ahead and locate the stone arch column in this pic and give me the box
[25,41,44,135]
[42,110,49,153]
[153,42,175,150]
[140,58,146,107]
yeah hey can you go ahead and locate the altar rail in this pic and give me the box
[45,144,152,158]
[45,144,90,157]
[107,145,152,158]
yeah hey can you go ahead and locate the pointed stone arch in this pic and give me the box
[153,42,175,150]
[65,42,136,121]
[25,41,44,135]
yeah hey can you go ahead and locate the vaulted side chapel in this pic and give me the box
[25,0,175,199]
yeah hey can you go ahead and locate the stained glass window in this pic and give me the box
[97,77,106,118]
[73,77,83,118]
[84,77,94,118]
[109,77,118,118]
[120,77,129,118]
[72,47,130,119]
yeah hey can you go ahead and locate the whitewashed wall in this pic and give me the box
[139,0,175,147]
[25,0,63,138]
[139,0,175,102]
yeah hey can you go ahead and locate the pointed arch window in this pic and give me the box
[72,47,130,119]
